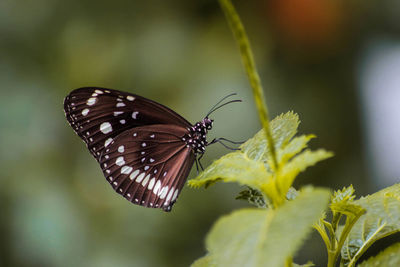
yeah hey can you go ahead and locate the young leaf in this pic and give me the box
[332,185,356,204]
[340,184,400,266]
[203,188,330,267]
[330,185,365,218]
[357,242,400,267]
[236,187,268,208]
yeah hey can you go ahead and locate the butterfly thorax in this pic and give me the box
[184,117,213,155]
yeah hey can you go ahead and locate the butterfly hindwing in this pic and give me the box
[64,87,191,161]
[99,124,196,211]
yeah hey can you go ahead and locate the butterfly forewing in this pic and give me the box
[99,124,195,211]
[64,87,191,161]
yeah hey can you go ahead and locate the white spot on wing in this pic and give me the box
[130,170,139,180]
[132,111,139,119]
[148,178,155,190]
[120,119,126,124]
[150,134,155,138]
[82,108,89,116]
[149,158,155,163]
[118,146,124,153]
[116,156,125,166]
[116,102,125,107]
[136,172,145,183]
[144,166,149,171]
[95,89,104,94]
[153,180,161,195]
[163,171,167,177]
[141,142,146,147]
[166,188,174,202]
[114,111,123,116]
[133,133,137,137]
[127,96,135,101]
[172,189,179,201]
[159,186,169,199]
[100,122,112,134]
[105,138,113,147]
[141,174,150,187]
[121,166,133,174]
[87,97,97,106]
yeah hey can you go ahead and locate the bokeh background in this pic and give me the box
[1,0,400,266]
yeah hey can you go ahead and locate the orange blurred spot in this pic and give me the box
[268,0,344,46]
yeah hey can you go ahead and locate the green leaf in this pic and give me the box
[277,149,333,198]
[340,184,400,267]
[205,188,330,267]
[357,242,400,267]
[240,111,300,162]
[191,254,216,267]
[188,151,269,190]
[189,112,333,204]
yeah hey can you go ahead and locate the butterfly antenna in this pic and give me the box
[206,94,242,117]
[206,93,237,117]
[206,99,242,117]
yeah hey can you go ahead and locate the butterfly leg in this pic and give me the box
[197,153,204,171]
[208,138,241,151]
[195,157,200,174]
[214,137,245,144]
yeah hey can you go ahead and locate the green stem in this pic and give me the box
[218,0,278,170]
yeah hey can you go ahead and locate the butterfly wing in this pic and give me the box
[99,124,195,211]
[64,87,191,161]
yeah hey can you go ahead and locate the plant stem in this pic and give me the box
[218,0,278,170]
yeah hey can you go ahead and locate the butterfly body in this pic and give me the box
[64,87,215,211]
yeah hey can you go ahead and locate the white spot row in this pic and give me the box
[125,170,178,201]
[116,102,125,108]
[132,111,139,119]
[82,108,89,116]
[118,145,124,153]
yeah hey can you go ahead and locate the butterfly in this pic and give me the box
[64,87,241,211]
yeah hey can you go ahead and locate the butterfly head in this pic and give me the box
[203,117,213,131]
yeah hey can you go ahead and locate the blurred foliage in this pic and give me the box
[1,0,400,266]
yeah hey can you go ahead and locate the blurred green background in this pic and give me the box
[1,0,400,266]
